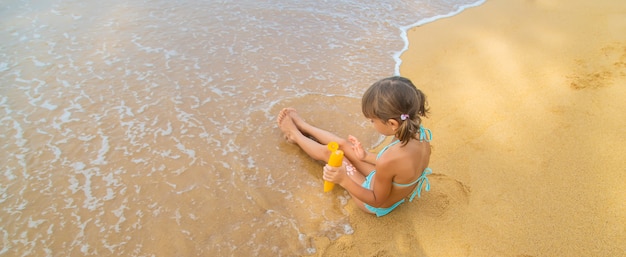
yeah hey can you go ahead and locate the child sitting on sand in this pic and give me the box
[277,76,432,217]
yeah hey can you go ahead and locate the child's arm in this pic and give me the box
[360,152,377,165]
[348,135,376,165]
[324,161,394,207]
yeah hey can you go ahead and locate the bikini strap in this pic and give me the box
[377,127,431,160]
[419,126,432,142]
[376,139,400,160]
[408,167,432,202]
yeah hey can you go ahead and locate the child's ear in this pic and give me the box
[387,119,399,131]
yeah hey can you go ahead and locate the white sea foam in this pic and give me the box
[266,174,274,186]
[27,217,45,228]
[112,202,128,232]
[131,158,147,164]
[81,169,100,211]
[91,130,110,165]
[175,142,196,159]
[0,186,8,203]
[11,120,26,148]
[78,134,95,141]
[175,185,196,195]
[40,101,58,110]
[103,188,116,201]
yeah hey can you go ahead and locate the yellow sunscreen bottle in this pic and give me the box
[325,142,344,192]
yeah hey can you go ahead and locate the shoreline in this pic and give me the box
[314,0,626,256]
[393,0,486,76]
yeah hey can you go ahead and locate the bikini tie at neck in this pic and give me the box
[419,125,432,142]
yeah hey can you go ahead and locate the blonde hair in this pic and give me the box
[361,76,429,146]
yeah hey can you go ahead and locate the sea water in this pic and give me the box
[0,0,483,255]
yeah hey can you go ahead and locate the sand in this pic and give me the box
[311,0,626,256]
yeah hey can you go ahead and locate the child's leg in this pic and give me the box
[278,108,375,177]
[284,108,343,145]
[348,193,374,215]
[277,109,332,162]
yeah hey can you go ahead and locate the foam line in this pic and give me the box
[393,0,486,76]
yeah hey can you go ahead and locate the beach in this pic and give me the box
[312,0,626,256]
[1,0,624,256]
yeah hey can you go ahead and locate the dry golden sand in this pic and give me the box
[312,0,626,256]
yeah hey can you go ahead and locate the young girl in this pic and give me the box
[277,76,432,217]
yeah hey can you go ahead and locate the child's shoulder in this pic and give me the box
[377,146,414,167]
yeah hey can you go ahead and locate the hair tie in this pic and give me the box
[400,114,409,121]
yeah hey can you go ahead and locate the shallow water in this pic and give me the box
[0,0,481,255]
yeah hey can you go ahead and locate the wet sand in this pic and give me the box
[312,0,626,256]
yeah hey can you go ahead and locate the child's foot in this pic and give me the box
[276,108,292,125]
[277,108,299,143]
[284,108,307,130]
[283,108,321,143]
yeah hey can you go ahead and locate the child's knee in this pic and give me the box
[335,138,350,149]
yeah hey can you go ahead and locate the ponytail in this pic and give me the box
[395,116,422,146]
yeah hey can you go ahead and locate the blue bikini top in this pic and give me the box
[376,126,432,201]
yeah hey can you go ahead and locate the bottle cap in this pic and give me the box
[327,141,339,152]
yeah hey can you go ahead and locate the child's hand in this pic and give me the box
[348,135,367,160]
[323,164,347,185]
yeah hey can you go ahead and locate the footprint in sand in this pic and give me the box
[568,42,626,90]
[412,173,471,217]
